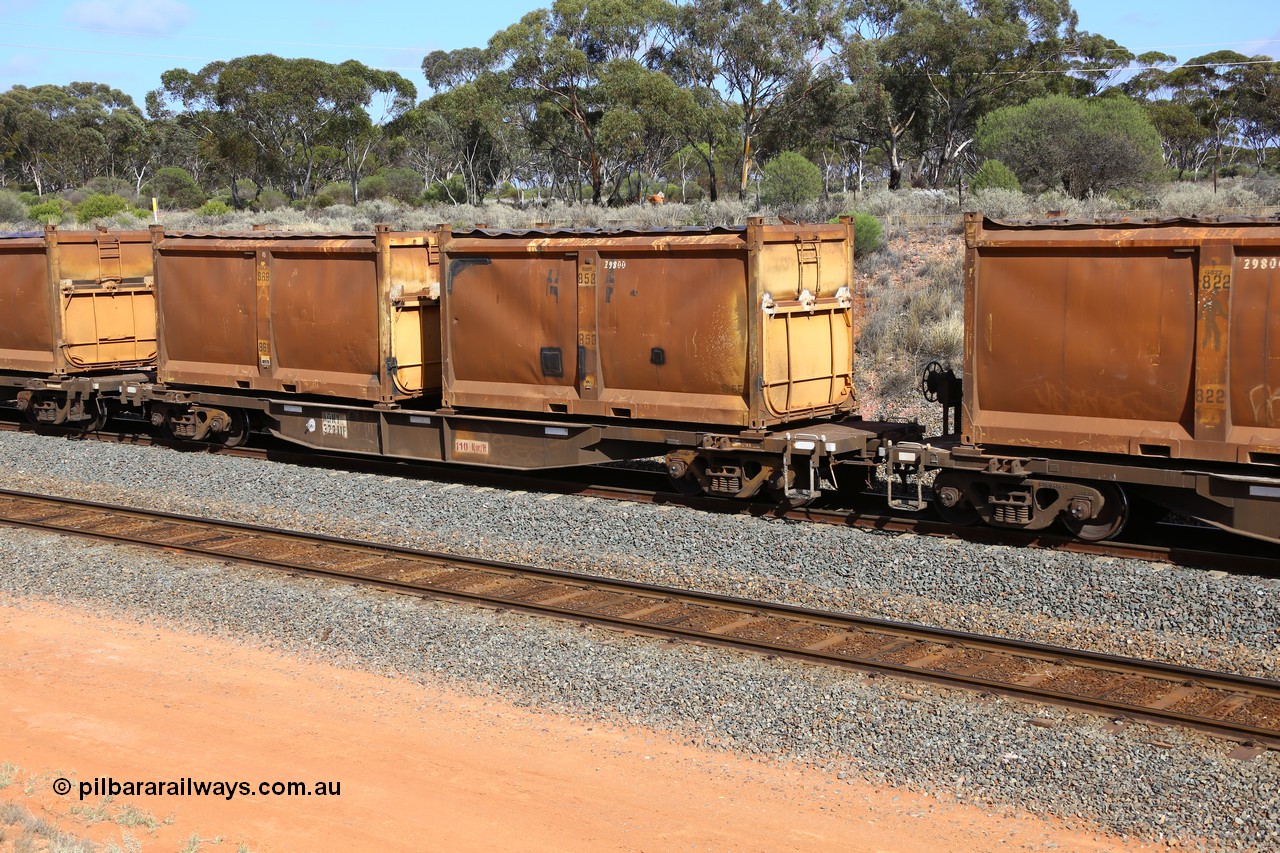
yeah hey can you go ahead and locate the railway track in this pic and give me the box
[3,416,1277,578]
[2,486,1277,752]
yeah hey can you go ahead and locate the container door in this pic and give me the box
[759,237,856,419]
[54,231,157,371]
[61,285,156,368]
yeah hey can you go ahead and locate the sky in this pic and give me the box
[0,0,1277,109]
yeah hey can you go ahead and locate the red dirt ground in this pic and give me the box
[1,597,1162,852]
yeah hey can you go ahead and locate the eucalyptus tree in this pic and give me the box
[1164,51,1253,190]
[663,0,841,199]
[841,0,1083,189]
[0,83,145,194]
[1143,100,1209,178]
[154,55,416,201]
[1236,58,1280,173]
[485,0,668,204]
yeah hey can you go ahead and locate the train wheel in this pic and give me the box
[220,409,251,448]
[932,471,980,526]
[80,401,108,433]
[666,458,704,496]
[767,484,816,509]
[1061,484,1129,541]
[20,397,42,426]
[766,470,816,509]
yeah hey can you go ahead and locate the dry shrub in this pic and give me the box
[857,235,965,410]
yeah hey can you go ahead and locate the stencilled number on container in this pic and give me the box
[321,411,348,439]
[1200,269,1231,292]
[1195,385,1227,406]
[603,259,627,270]
[1242,257,1280,270]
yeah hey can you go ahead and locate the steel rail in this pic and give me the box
[3,418,1277,576]
[1,487,1277,750]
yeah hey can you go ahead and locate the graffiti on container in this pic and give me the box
[1028,383,1163,420]
[1249,384,1280,425]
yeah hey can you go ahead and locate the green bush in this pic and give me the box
[28,199,71,224]
[316,182,354,206]
[0,190,26,222]
[358,174,389,201]
[150,167,205,210]
[422,175,468,204]
[75,193,132,223]
[830,212,884,257]
[255,189,289,211]
[970,159,1021,193]
[196,200,232,217]
[83,176,135,198]
[379,167,423,204]
[760,151,823,207]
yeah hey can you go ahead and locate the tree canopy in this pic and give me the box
[1,2,1277,209]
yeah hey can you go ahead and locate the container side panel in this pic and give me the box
[0,248,56,370]
[449,256,577,388]
[160,252,257,372]
[973,250,1194,427]
[270,253,379,379]
[1230,252,1280,431]
[597,254,747,396]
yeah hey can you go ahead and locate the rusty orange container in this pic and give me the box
[0,226,155,374]
[439,218,858,427]
[152,226,440,402]
[963,212,1280,465]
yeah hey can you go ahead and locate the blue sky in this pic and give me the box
[0,0,1277,109]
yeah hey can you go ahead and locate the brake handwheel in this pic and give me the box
[921,360,944,403]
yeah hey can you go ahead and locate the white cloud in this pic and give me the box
[63,0,195,36]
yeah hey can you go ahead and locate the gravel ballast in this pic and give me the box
[0,430,1276,679]
[2,428,1279,848]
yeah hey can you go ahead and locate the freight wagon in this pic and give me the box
[129,219,914,504]
[890,212,1280,543]
[0,226,155,428]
